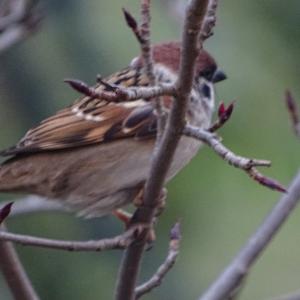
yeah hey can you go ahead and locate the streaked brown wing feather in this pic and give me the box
[1,67,159,156]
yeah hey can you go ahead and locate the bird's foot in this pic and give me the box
[112,209,156,247]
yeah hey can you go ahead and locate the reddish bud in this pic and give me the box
[285,89,299,126]
[219,101,235,123]
[0,202,13,224]
[218,101,225,118]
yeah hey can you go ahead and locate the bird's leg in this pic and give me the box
[112,208,154,244]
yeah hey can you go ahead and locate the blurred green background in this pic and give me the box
[0,0,300,299]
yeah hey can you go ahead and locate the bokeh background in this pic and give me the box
[0,0,300,299]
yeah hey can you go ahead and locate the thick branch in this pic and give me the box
[200,0,219,41]
[0,224,39,300]
[114,1,210,300]
[199,170,300,300]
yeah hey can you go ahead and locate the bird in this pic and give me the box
[0,41,226,218]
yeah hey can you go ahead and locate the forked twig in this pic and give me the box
[184,125,286,192]
[134,222,181,299]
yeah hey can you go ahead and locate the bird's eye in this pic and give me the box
[201,83,211,98]
[200,69,214,80]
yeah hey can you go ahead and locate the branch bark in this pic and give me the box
[0,227,136,252]
[134,222,181,299]
[0,224,39,300]
[0,0,41,54]
[184,125,286,192]
[114,1,210,299]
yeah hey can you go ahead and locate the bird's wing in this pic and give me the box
[1,67,159,156]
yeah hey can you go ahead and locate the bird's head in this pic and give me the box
[132,40,226,104]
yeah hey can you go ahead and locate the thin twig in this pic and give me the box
[65,78,176,102]
[284,90,300,137]
[134,222,181,299]
[200,0,219,41]
[140,0,164,140]
[114,1,211,300]
[0,0,25,30]
[122,1,164,139]
[184,125,286,192]
[199,170,300,300]
[0,224,39,300]
[139,0,155,85]
[0,227,137,252]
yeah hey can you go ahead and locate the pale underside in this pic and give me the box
[0,136,202,217]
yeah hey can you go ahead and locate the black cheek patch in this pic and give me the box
[202,84,211,99]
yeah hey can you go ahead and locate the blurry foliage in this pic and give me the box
[0,0,300,299]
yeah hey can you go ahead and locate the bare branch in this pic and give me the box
[199,170,300,300]
[184,125,286,192]
[64,78,176,102]
[0,0,42,54]
[0,0,26,30]
[122,8,143,43]
[284,90,300,137]
[139,0,155,85]
[134,222,181,299]
[123,1,164,138]
[0,224,39,300]
[5,196,68,217]
[0,227,137,252]
[200,0,219,41]
[114,1,211,300]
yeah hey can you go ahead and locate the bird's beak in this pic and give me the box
[212,69,227,83]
